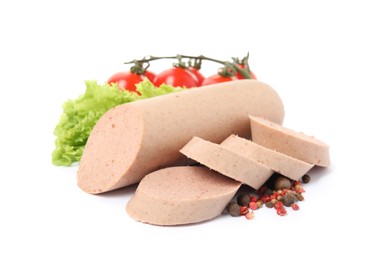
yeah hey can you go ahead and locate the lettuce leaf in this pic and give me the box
[52,79,184,166]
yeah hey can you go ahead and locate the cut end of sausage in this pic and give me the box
[249,116,331,167]
[126,166,241,226]
[220,135,314,180]
[77,105,145,194]
[77,80,285,194]
[180,136,273,189]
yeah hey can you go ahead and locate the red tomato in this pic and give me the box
[202,74,237,86]
[235,64,257,79]
[188,67,205,86]
[107,71,155,92]
[153,67,199,88]
[144,70,156,82]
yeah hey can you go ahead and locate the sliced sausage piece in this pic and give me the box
[180,136,273,189]
[249,116,331,167]
[126,166,241,226]
[220,135,314,180]
[78,80,284,194]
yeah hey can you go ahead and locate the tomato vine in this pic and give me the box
[124,53,254,79]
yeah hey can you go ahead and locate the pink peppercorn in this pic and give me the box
[261,196,270,203]
[277,208,287,216]
[274,201,284,209]
[240,206,249,215]
[291,204,300,210]
[249,201,258,210]
[245,211,255,220]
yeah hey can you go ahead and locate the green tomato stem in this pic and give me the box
[234,65,252,79]
[124,54,254,79]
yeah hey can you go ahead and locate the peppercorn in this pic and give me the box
[293,180,301,186]
[245,211,255,220]
[274,201,284,210]
[294,184,303,190]
[290,192,298,200]
[277,208,287,216]
[281,193,296,207]
[261,196,270,203]
[265,201,274,208]
[302,174,311,183]
[274,176,291,190]
[296,193,305,201]
[263,188,274,196]
[240,206,249,215]
[237,193,251,206]
[291,203,300,210]
[256,200,263,208]
[249,201,258,210]
[226,202,241,217]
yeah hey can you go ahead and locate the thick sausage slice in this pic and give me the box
[78,80,284,194]
[250,116,330,167]
[180,136,273,189]
[126,166,240,226]
[220,135,313,180]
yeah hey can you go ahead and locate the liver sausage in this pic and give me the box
[180,136,273,189]
[220,135,314,180]
[126,166,240,226]
[250,116,330,167]
[78,80,284,194]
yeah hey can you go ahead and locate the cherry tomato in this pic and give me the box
[144,70,156,82]
[107,70,155,92]
[153,67,199,88]
[235,64,257,79]
[188,67,205,86]
[202,74,237,86]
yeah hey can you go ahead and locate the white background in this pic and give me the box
[1,0,389,259]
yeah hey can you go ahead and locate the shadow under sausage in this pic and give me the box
[97,183,138,199]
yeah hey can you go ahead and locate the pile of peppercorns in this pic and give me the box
[226,173,311,219]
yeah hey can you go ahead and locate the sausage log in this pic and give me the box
[77,80,284,194]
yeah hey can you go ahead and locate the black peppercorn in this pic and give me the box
[302,174,311,183]
[237,193,251,207]
[274,176,291,190]
[226,202,241,217]
[281,193,296,207]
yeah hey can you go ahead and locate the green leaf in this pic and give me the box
[52,79,184,166]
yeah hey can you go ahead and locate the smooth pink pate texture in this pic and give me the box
[126,166,241,226]
[249,116,330,167]
[77,80,284,194]
[180,137,273,189]
[220,135,314,180]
